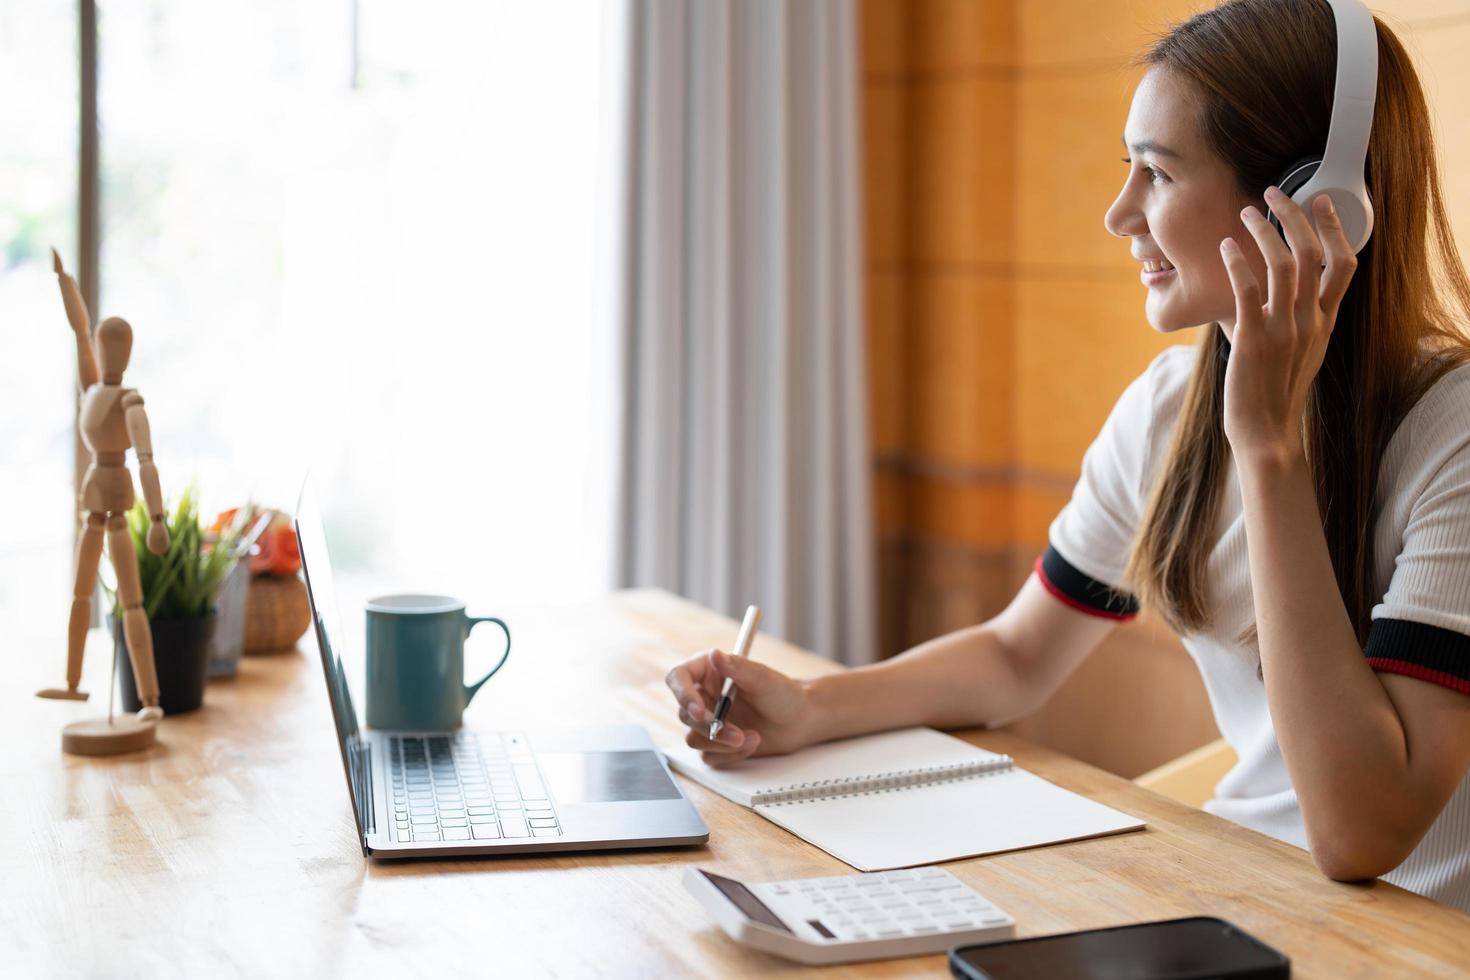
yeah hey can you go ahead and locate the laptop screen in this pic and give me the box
[295,478,369,844]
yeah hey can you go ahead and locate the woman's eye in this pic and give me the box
[1120,158,1168,184]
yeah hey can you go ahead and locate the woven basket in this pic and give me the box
[243,574,311,653]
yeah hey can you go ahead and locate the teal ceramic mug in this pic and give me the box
[364,594,511,730]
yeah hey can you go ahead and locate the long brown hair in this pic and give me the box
[1122,0,1470,646]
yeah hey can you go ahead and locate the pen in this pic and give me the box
[708,604,762,742]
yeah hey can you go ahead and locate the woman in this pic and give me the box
[664,0,1470,911]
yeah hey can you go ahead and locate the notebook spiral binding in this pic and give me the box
[750,755,1016,806]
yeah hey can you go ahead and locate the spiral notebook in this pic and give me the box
[662,727,1144,871]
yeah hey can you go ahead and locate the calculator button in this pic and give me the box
[874,928,904,939]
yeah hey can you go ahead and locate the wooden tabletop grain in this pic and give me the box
[7,588,1469,977]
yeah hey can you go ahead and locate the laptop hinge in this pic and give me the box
[355,740,376,839]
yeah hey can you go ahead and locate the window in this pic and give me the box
[1,0,79,635]
[7,1,615,638]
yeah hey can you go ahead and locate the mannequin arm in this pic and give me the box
[122,391,169,555]
[52,248,99,391]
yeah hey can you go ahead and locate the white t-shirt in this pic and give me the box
[1044,343,1470,912]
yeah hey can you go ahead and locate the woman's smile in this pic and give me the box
[1141,265,1177,287]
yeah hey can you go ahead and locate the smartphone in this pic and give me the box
[948,916,1289,980]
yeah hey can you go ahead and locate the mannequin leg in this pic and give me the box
[37,513,106,700]
[107,514,163,720]
[68,513,106,690]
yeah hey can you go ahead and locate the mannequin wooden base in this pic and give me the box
[61,716,158,756]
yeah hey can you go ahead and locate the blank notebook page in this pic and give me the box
[755,768,1144,871]
[663,726,1145,871]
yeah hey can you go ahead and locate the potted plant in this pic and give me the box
[239,510,310,653]
[204,506,273,678]
[207,505,310,655]
[105,485,245,714]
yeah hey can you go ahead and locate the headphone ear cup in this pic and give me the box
[1266,157,1322,238]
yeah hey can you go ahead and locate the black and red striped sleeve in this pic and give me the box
[1360,368,1470,698]
[1045,351,1184,627]
[1365,620,1470,696]
[1035,545,1140,622]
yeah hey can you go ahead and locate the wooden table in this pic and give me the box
[8,589,1470,977]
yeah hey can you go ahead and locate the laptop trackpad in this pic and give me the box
[537,750,681,803]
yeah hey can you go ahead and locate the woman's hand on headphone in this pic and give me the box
[1218,185,1359,465]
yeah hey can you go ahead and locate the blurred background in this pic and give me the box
[4,0,1467,778]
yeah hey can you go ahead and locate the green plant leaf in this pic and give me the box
[113,481,245,621]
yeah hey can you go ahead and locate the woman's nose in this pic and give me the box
[1104,188,1145,239]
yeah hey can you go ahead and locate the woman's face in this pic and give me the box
[1104,67,1267,340]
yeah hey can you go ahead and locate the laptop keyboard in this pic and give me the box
[389,732,562,843]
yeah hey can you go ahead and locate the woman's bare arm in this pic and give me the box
[801,573,1121,744]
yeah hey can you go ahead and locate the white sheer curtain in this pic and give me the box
[601,0,877,665]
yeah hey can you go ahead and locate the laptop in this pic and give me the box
[294,479,710,859]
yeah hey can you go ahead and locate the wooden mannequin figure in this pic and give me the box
[37,249,172,756]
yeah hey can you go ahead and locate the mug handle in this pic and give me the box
[463,615,512,705]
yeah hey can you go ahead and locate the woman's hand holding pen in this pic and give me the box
[665,649,815,768]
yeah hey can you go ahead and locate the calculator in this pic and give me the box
[683,866,1015,965]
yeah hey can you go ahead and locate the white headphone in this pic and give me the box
[1264,0,1378,253]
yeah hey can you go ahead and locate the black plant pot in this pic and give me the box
[112,611,215,714]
